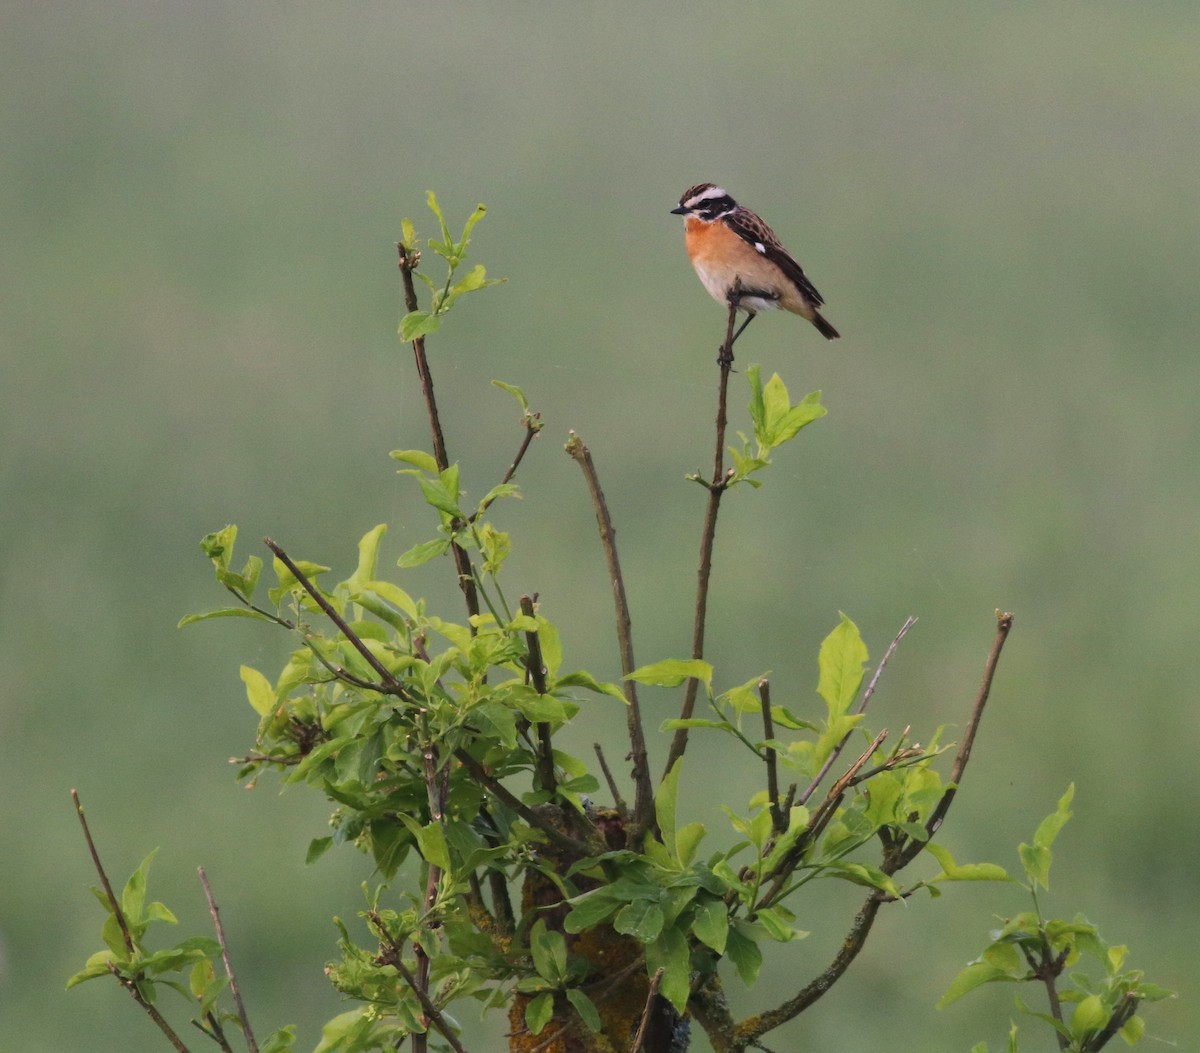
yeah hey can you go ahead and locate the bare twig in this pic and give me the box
[759,680,785,834]
[734,890,886,1048]
[397,241,481,622]
[629,967,665,1053]
[72,791,194,1053]
[664,295,739,777]
[565,433,654,839]
[1083,993,1140,1052]
[759,730,889,908]
[453,748,595,856]
[904,610,1013,862]
[594,742,628,819]
[108,962,194,1053]
[72,790,135,957]
[198,867,258,1053]
[520,594,556,795]
[799,615,917,806]
[370,911,470,1053]
[263,538,412,699]
[1022,940,1069,1051]
[471,414,542,525]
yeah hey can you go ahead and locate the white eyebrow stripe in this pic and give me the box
[686,185,728,206]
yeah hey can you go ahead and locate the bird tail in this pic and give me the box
[811,311,840,340]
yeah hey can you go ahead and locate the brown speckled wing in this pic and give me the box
[726,206,826,308]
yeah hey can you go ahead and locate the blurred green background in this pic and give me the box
[2,3,1195,1050]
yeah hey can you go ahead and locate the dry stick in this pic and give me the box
[799,615,917,806]
[198,867,258,1053]
[906,609,1014,860]
[594,742,629,819]
[1022,943,1069,1051]
[628,967,665,1053]
[758,679,785,834]
[735,890,886,1050]
[1083,993,1140,1053]
[737,612,1016,1047]
[453,748,595,856]
[565,433,654,837]
[71,791,194,1053]
[72,790,135,956]
[263,537,409,697]
[369,911,471,1053]
[397,242,480,621]
[520,594,556,795]
[663,296,741,777]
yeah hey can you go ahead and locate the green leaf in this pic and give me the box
[399,311,441,341]
[1018,842,1052,890]
[691,898,729,953]
[417,468,464,518]
[554,669,628,701]
[121,849,159,924]
[360,580,419,618]
[656,759,682,860]
[817,613,868,716]
[660,718,735,733]
[260,1026,298,1053]
[66,950,118,988]
[348,524,386,594]
[1071,994,1108,1039]
[1034,783,1074,850]
[937,961,1016,1008]
[492,379,529,412]
[530,920,567,983]
[565,988,602,1033]
[564,890,621,932]
[389,448,440,473]
[614,900,665,942]
[306,837,333,864]
[397,538,451,568]
[725,921,763,987]
[645,926,691,1012]
[525,992,554,1035]
[240,665,276,716]
[676,822,706,867]
[178,606,278,628]
[628,658,713,688]
[396,815,451,871]
[926,843,1010,883]
[1120,1015,1146,1044]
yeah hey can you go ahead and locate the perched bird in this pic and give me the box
[671,183,839,342]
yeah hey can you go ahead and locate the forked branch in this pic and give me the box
[728,612,1015,1048]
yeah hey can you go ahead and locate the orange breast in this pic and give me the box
[683,217,805,315]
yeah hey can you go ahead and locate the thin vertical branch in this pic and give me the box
[565,433,654,838]
[628,967,665,1053]
[664,297,740,777]
[397,242,481,621]
[72,790,135,956]
[520,594,556,795]
[594,743,628,819]
[759,679,784,834]
[198,867,258,1053]
[799,615,917,805]
[908,610,1013,858]
[72,791,194,1053]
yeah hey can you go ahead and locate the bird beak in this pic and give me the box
[670,205,688,215]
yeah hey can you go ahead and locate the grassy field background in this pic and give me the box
[2,4,1196,1050]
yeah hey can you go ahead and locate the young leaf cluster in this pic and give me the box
[940,786,1174,1052]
